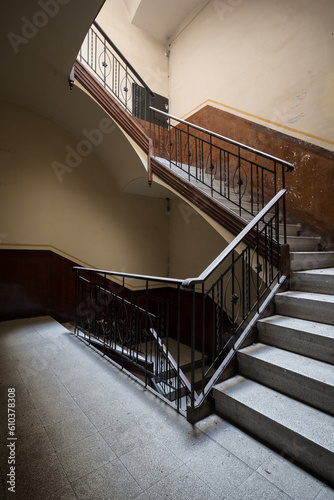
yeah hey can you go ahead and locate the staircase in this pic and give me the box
[74,31,334,484]
[154,156,334,484]
[212,253,334,485]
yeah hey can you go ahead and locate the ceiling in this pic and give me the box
[123,0,209,45]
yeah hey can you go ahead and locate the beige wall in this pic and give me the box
[168,196,228,280]
[169,0,334,151]
[0,101,169,276]
[96,0,169,98]
[0,101,230,283]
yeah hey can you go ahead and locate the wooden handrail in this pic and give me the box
[150,107,294,171]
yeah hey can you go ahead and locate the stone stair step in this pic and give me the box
[275,290,334,325]
[257,314,334,364]
[291,268,334,295]
[279,224,301,237]
[237,343,334,415]
[286,236,321,252]
[290,251,334,271]
[213,375,334,485]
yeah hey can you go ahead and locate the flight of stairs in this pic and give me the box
[154,157,322,252]
[212,253,334,485]
[155,155,334,483]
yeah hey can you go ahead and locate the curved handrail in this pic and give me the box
[150,107,294,171]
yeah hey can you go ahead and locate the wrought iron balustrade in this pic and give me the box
[73,22,293,419]
[74,269,193,412]
[150,107,293,240]
[74,190,287,420]
[78,21,155,121]
[76,22,293,234]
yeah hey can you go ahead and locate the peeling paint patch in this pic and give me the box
[286,113,304,124]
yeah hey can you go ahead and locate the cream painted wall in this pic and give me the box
[169,0,334,151]
[96,0,169,98]
[0,101,169,277]
[168,196,228,279]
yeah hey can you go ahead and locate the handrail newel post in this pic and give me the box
[74,268,78,335]
[68,66,75,90]
[190,285,196,409]
[148,138,153,186]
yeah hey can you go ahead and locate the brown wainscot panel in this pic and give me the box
[0,249,78,323]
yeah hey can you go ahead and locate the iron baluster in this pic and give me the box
[102,39,107,88]
[216,283,221,357]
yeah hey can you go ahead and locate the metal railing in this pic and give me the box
[74,270,191,412]
[74,23,293,419]
[78,21,155,121]
[150,107,294,241]
[77,23,293,237]
[74,190,286,420]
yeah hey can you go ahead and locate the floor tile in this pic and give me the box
[26,379,71,408]
[16,407,44,438]
[46,484,78,500]
[35,395,83,427]
[57,433,116,482]
[186,441,253,498]
[196,414,273,469]
[1,316,332,500]
[258,454,331,499]
[45,413,97,451]
[315,486,334,499]
[15,452,69,500]
[145,463,221,500]
[84,400,125,431]
[17,427,55,463]
[71,460,143,500]
[225,470,292,499]
[61,373,105,397]
[133,494,150,500]
[100,413,152,457]
[119,438,183,489]
[72,385,116,412]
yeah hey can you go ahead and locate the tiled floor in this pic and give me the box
[0,316,333,500]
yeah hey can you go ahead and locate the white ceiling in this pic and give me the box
[123,0,209,45]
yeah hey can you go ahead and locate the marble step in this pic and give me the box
[213,375,334,484]
[290,252,334,272]
[275,290,334,325]
[237,342,334,415]
[257,314,334,364]
[291,268,334,295]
